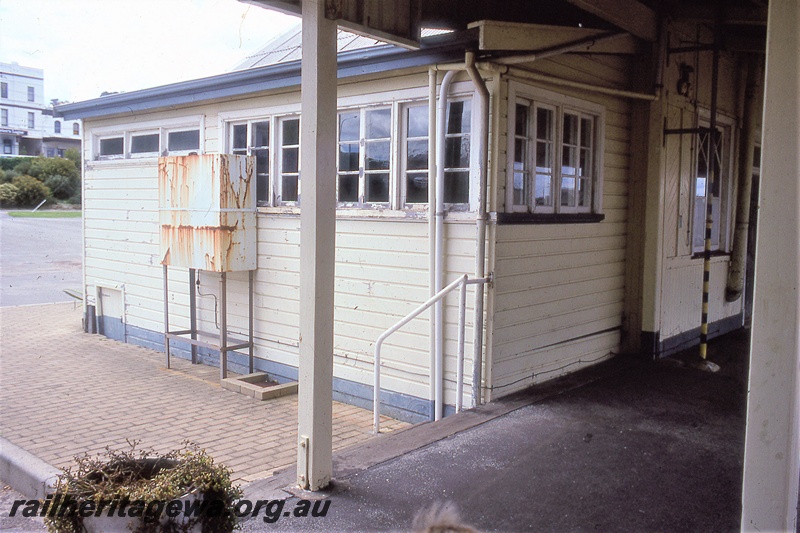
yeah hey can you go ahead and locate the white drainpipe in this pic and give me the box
[465,51,490,407]
[428,68,438,416]
[434,69,456,421]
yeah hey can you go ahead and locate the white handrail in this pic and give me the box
[373,274,491,433]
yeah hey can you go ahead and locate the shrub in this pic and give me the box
[12,158,33,177]
[64,148,82,169]
[44,174,78,199]
[12,175,51,206]
[0,183,19,206]
[0,156,29,171]
[1,170,18,184]
[40,157,79,182]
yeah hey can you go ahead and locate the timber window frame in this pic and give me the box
[506,82,605,218]
[229,118,271,206]
[336,106,393,206]
[91,116,204,161]
[276,115,301,205]
[690,113,734,255]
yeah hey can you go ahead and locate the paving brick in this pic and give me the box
[0,303,409,483]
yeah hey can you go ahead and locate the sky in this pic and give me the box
[0,0,300,104]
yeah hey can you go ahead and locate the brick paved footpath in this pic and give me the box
[0,303,407,483]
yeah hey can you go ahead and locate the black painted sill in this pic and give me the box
[497,212,605,225]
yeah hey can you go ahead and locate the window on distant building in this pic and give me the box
[507,83,604,217]
[73,123,79,135]
[28,86,35,102]
[54,120,61,134]
[230,119,270,205]
[58,149,65,158]
[1,108,8,127]
[47,148,55,157]
[692,118,733,254]
[1,82,8,99]
[3,140,12,154]
[27,112,34,129]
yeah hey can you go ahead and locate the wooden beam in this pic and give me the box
[677,5,768,26]
[562,0,658,42]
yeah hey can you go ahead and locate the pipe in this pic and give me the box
[456,278,467,412]
[435,69,456,421]
[465,50,490,408]
[428,68,438,415]
[493,32,629,66]
[494,64,660,101]
[725,56,762,302]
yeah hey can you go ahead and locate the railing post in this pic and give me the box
[456,278,467,412]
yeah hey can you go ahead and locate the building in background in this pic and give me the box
[0,61,80,157]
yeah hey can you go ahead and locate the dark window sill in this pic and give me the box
[690,250,731,260]
[497,212,605,225]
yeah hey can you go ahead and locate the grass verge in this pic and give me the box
[7,210,81,218]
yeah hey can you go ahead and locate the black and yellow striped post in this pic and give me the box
[699,5,722,362]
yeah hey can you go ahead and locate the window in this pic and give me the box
[231,120,270,205]
[27,86,34,102]
[508,85,603,216]
[1,82,7,98]
[27,112,34,129]
[692,120,732,253]
[54,120,61,134]
[46,148,56,157]
[99,137,124,158]
[337,107,391,204]
[402,104,430,204]
[443,100,472,204]
[167,129,199,152]
[1,108,7,127]
[278,117,300,203]
[3,140,11,154]
[58,149,65,158]
[130,132,159,156]
[73,123,79,135]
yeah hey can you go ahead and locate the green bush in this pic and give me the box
[1,170,18,184]
[0,157,29,171]
[12,158,33,177]
[44,174,78,199]
[64,148,82,169]
[12,175,51,206]
[40,157,79,181]
[0,183,19,206]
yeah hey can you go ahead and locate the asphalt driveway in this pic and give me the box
[0,211,82,307]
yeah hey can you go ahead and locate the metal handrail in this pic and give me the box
[373,274,491,433]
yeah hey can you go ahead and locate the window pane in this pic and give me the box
[283,146,299,173]
[100,137,123,155]
[561,176,575,206]
[232,124,247,150]
[444,171,469,203]
[366,173,389,203]
[168,130,200,151]
[407,139,428,170]
[447,101,471,134]
[537,107,553,141]
[366,109,391,139]
[578,178,591,207]
[445,137,470,168]
[339,144,359,172]
[406,172,428,203]
[131,133,159,153]
[535,174,552,206]
[407,106,428,138]
[338,175,358,202]
[562,145,577,176]
[283,119,299,145]
[339,112,359,142]
[579,147,591,176]
[282,176,298,202]
[580,117,593,148]
[513,172,525,205]
[252,121,269,148]
[536,141,552,170]
[563,113,578,145]
[257,171,269,203]
[515,104,529,137]
[365,141,390,170]
[514,138,526,164]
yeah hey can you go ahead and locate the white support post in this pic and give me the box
[741,0,800,529]
[296,0,337,492]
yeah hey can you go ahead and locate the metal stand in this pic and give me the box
[163,265,255,378]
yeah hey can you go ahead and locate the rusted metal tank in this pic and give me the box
[159,154,256,272]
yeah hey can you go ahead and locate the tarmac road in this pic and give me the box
[0,211,82,307]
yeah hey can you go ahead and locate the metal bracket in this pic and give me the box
[298,435,310,490]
